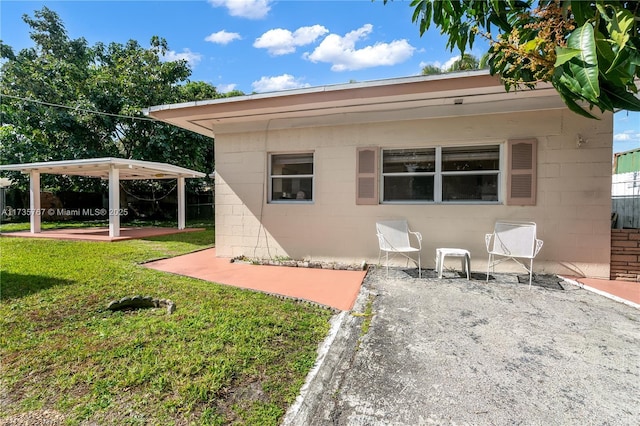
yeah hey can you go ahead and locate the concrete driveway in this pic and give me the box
[285,267,640,425]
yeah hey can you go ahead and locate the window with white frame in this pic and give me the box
[382,148,435,202]
[381,145,500,203]
[269,153,314,202]
[441,145,500,201]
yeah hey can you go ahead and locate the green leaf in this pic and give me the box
[571,0,592,26]
[556,66,585,97]
[555,47,581,67]
[522,39,538,54]
[594,33,615,68]
[554,83,599,119]
[607,48,631,76]
[593,85,614,112]
[608,9,633,50]
[595,2,610,22]
[565,24,600,103]
[601,82,640,111]
[594,31,635,86]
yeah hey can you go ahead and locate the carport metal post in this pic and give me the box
[177,176,185,230]
[108,166,120,237]
[29,170,41,233]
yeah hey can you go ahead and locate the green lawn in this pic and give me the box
[0,227,333,425]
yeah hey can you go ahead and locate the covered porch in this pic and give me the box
[0,158,206,238]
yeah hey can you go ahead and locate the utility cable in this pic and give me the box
[1,93,157,122]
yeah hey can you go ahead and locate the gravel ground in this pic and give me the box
[292,267,640,425]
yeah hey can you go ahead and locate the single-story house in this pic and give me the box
[145,70,613,279]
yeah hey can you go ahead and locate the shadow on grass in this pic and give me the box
[0,271,75,300]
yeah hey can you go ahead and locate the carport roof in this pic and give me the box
[0,157,206,180]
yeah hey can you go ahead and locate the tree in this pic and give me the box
[394,0,640,119]
[448,53,479,71]
[0,7,236,193]
[421,64,443,75]
[448,53,481,71]
[422,53,484,75]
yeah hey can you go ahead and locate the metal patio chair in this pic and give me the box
[376,220,422,278]
[485,220,543,288]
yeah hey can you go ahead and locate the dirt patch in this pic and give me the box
[0,409,65,426]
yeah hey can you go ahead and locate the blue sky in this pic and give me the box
[2,0,638,153]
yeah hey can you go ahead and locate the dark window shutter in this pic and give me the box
[507,138,537,205]
[356,147,379,205]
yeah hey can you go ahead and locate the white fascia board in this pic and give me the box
[144,70,495,114]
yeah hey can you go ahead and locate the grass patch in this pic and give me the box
[0,230,332,425]
[0,219,213,233]
[352,294,375,350]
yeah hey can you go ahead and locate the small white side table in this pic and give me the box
[435,248,471,279]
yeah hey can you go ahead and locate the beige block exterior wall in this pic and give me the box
[214,108,613,278]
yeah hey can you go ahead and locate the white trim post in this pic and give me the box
[177,176,185,230]
[108,166,120,237]
[29,170,41,233]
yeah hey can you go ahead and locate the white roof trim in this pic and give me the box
[144,70,493,114]
[0,157,206,180]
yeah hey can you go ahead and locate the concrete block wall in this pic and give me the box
[214,108,613,278]
[611,229,640,282]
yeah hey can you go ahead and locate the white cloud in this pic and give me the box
[418,55,462,73]
[304,24,415,71]
[252,74,310,93]
[418,60,445,72]
[254,25,329,56]
[217,83,238,93]
[441,55,461,71]
[205,30,242,45]
[420,51,486,73]
[208,0,271,19]
[614,130,640,142]
[162,49,202,68]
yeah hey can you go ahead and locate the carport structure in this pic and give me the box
[0,158,206,237]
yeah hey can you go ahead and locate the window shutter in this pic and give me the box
[507,138,537,205]
[356,147,379,205]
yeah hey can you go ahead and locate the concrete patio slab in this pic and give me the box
[286,267,640,425]
[143,248,366,311]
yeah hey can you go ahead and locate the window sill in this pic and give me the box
[268,200,314,205]
[380,201,502,205]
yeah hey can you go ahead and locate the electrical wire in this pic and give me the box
[1,93,157,122]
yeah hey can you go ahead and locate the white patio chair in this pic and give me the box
[485,221,543,288]
[376,220,422,278]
